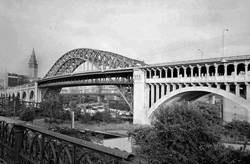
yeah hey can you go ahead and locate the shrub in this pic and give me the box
[195,101,222,126]
[81,113,92,124]
[48,126,103,143]
[82,113,92,123]
[92,112,103,122]
[20,109,35,122]
[34,107,44,118]
[102,110,112,123]
[224,120,250,140]
[40,97,63,123]
[110,117,123,123]
[60,110,71,121]
[129,101,250,164]
[74,110,82,121]
[0,109,7,116]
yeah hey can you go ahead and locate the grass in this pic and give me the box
[32,118,144,135]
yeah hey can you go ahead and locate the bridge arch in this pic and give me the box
[44,48,146,78]
[147,86,250,121]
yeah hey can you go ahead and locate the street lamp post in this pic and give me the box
[198,49,204,59]
[221,29,228,62]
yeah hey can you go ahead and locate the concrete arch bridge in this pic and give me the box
[133,55,250,124]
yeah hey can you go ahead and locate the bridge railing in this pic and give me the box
[0,120,146,164]
[146,74,249,83]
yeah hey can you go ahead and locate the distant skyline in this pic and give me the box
[1,0,250,79]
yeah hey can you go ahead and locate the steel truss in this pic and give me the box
[116,85,133,111]
[45,48,146,78]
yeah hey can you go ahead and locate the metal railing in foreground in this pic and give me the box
[0,121,146,164]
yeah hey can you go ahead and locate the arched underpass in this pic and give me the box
[147,86,250,124]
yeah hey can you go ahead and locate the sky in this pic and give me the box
[1,0,250,79]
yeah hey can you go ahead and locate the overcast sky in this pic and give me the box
[1,0,250,79]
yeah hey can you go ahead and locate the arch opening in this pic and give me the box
[29,90,35,101]
[173,68,178,78]
[237,63,245,75]
[16,92,20,99]
[218,65,224,76]
[186,67,191,77]
[22,92,27,101]
[201,66,206,77]
[167,69,171,78]
[209,65,215,76]
[147,86,250,122]
[193,67,198,77]
[179,68,184,77]
[227,64,234,76]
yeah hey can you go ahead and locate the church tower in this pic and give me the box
[28,48,38,78]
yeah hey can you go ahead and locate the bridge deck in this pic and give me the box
[146,54,250,68]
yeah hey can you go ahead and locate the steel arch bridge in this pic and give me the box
[44,48,146,78]
[39,48,147,111]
